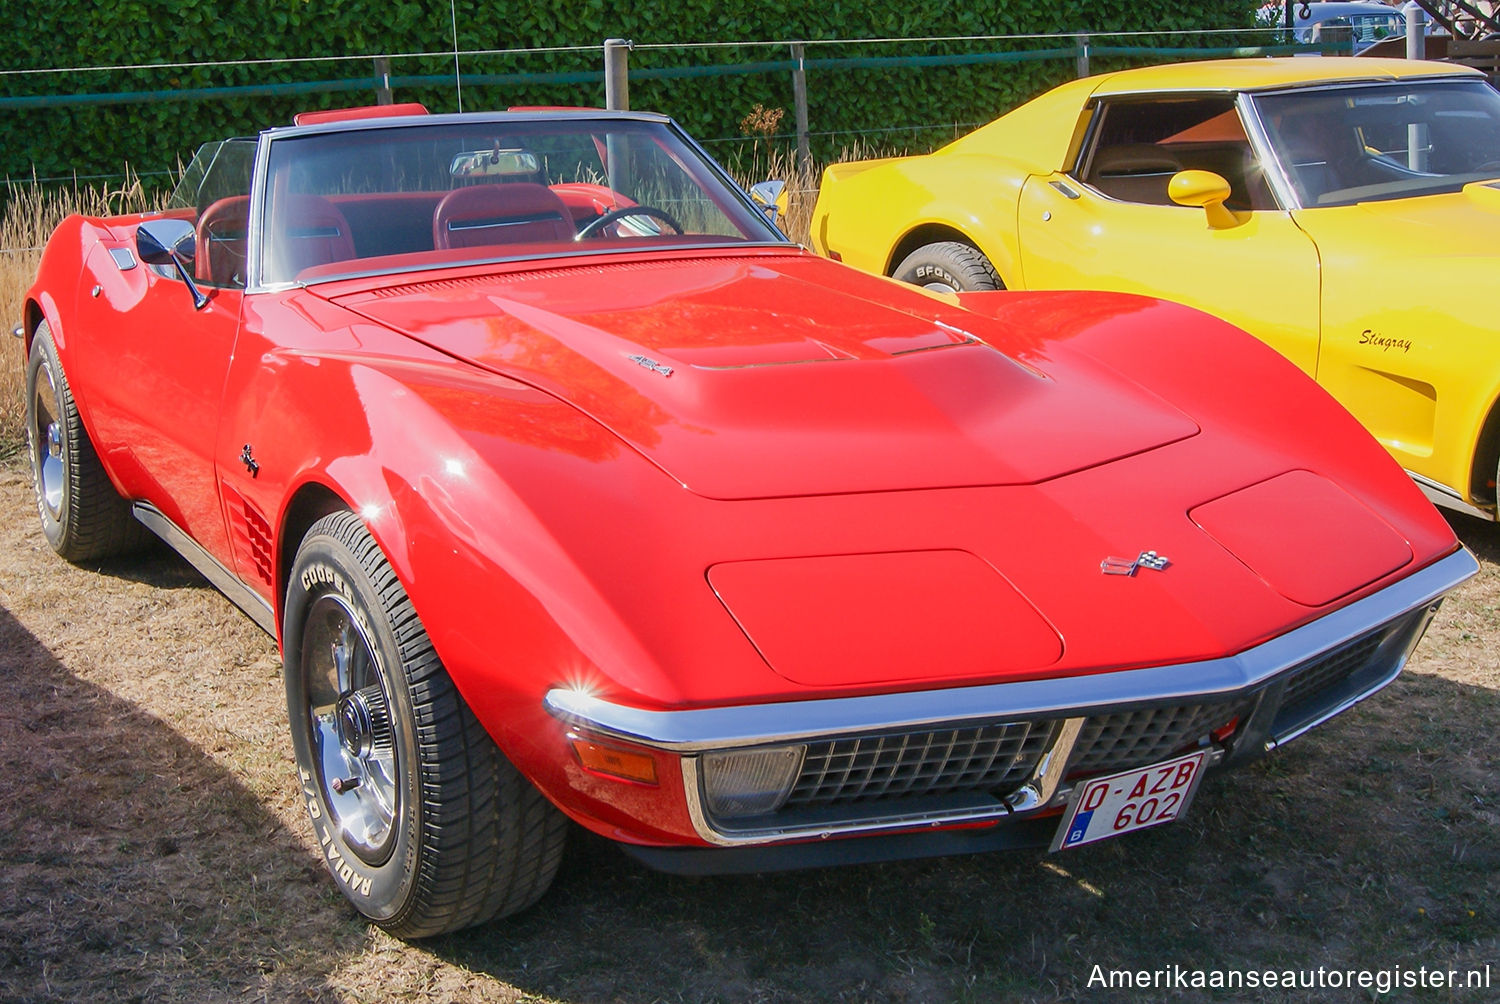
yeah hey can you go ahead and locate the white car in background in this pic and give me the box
[1262,1,1412,53]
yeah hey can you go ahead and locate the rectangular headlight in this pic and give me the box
[700,745,805,818]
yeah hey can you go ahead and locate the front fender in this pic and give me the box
[217,291,720,839]
[24,214,92,356]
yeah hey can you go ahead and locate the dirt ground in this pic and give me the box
[0,461,1496,1003]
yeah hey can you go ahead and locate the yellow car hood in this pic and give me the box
[1296,181,1500,259]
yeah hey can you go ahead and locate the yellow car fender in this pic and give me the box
[811,153,1031,288]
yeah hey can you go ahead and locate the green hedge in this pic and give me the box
[1,1,1258,189]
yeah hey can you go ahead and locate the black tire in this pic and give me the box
[283,511,566,938]
[25,322,151,561]
[893,241,1004,293]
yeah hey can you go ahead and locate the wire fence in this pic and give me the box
[5,27,1344,182]
[1,26,1355,188]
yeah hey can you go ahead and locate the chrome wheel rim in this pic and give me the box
[30,362,64,521]
[920,279,959,294]
[302,593,399,864]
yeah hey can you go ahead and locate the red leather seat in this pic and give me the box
[268,194,357,280]
[195,196,250,286]
[432,183,575,249]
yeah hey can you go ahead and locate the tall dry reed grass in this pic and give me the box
[728,144,841,248]
[0,174,160,457]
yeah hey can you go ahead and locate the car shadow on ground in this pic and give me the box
[81,536,226,593]
[0,603,362,1003]
[422,671,1499,1002]
[1446,509,1500,563]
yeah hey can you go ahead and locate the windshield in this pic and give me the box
[1255,79,1500,207]
[257,117,782,285]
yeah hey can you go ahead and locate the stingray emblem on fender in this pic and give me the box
[1101,550,1170,576]
[627,354,674,377]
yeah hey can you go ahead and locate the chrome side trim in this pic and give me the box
[131,502,277,636]
[1408,470,1493,521]
[545,548,1476,752]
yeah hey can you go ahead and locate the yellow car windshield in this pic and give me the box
[1254,79,1500,208]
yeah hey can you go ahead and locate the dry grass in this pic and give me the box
[728,146,822,247]
[728,142,897,249]
[0,454,1497,1002]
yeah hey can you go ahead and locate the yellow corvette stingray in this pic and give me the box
[811,58,1500,518]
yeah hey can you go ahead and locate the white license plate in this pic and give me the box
[1051,750,1206,851]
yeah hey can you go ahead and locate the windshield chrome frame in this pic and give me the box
[242,109,796,295]
[1236,91,1302,211]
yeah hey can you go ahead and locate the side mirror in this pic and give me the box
[748,180,789,230]
[136,218,196,265]
[136,218,209,309]
[1168,170,1240,229]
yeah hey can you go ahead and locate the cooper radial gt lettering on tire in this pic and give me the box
[283,511,566,937]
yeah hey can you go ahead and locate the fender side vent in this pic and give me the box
[223,486,275,586]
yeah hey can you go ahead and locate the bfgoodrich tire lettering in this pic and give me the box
[283,511,567,938]
[25,321,151,561]
[893,241,1004,293]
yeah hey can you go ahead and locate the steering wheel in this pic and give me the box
[575,206,684,240]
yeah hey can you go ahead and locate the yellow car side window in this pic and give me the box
[1079,98,1274,212]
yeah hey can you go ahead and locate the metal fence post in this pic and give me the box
[374,57,392,104]
[604,38,631,111]
[1404,2,1426,60]
[603,39,633,195]
[1075,33,1090,78]
[791,43,812,174]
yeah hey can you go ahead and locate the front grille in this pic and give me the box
[1067,701,1246,775]
[1280,631,1383,711]
[785,721,1056,807]
[698,612,1418,837]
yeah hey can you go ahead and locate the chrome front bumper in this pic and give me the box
[546,548,1476,847]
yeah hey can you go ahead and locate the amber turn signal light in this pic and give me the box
[569,735,659,785]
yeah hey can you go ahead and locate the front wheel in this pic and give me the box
[892,241,1003,293]
[25,322,151,561]
[283,511,567,938]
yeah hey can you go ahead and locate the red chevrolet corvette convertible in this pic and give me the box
[18,104,1475,937]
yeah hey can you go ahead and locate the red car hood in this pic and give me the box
[330,251,1198,499]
